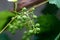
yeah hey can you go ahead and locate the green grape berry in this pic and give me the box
[24,12,27,14]
[19,24,23,27]
[29,30,33,34]
[31,8,35,11]
[33,15,37,19]
[30,8,35,11]
[9,24,14,28]
[36,28,40,31]
[33,30,37,34]
[17,21,21,24]
[17,15,21,19]
[22,15,27,19]
[22,7,27,11]
[14,26,18,29]
[35,23,40,27]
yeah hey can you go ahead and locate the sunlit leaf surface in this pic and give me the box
[0,11,15,31]
[48,0,60,8]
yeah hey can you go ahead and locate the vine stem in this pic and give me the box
[0,0,48,34]
[28,1,48,12]
[14,2,17,13]
[0,16,17,34]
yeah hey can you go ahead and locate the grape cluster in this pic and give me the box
[7,7,40,40]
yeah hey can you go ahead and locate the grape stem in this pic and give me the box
[0,0,48,34]
[0,16,17,34]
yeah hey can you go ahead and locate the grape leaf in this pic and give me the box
[0,11,15,31]
[48,0,60,8]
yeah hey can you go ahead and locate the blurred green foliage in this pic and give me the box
[0,11,15,31]
[35,14,60,40]
[42,3,59,14]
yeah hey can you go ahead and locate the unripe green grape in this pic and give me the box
[14,26,18,29]
[29,20,33,23]
[33,28,40,34]
[35,23,40,27]
[24,12,27,14]
[31,8,35,11]
[9,24,14,28]
[17,21,21,24]
[19,24,23,27]
[33,15,37,19]
[33,29,37,34]
[22,15,27,19]
[22,7,27,11]
[29,30,33,34]
[18,13,22,15]
[36,28,40,31]
[17,15,21,19]
[30,8,35,12]
[12,22,16,26]
[21,19,25,23]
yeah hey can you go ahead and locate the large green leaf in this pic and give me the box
[48,0,60,8]
[37,14,60,33]
[35,14,60,40]
[0,11,15,31]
